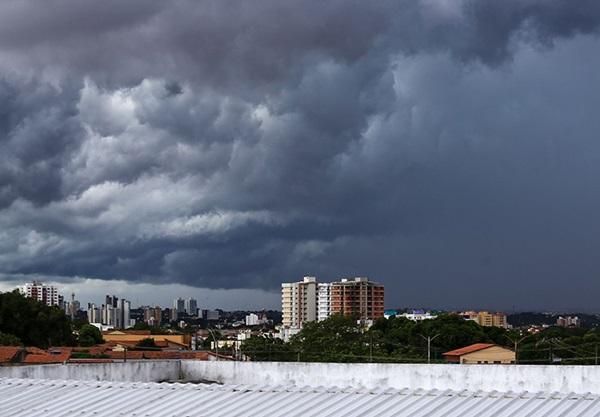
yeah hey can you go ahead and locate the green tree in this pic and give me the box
[0,331,21,346]
[289,314,369,362]
[241,336,294,361]
[0,290,75,348]
[78,324,104,347]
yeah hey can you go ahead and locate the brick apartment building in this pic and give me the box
[329,277,385,322]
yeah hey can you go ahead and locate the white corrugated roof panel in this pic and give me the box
[0,378,599,417]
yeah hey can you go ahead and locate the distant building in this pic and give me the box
[443,343,515,364]
[384,309,398,318]
[398,310,435,321]
[460,311,508,328]
[557,316,580,328]
[144,306,162,326]
[66,293,80,319]
[20,281,60,307]
[162,308,173,323]
[330,277,384,322]
[185,298,198,316]
[87,295,132,329]
[245,313,259,326]
[318,283,331,321]
[174,298,185,316]
[87,303,101,324]
[282,276,318,329]
[204,310,220,321]
[282,276,385,329]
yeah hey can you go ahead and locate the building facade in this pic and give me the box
[281,276,318,329]
[185,298,198,316]
[20,281,60,307]
[557,316,580,328]
[317,283,331,321]
[443,343,516,364]
[245,313,259,326]
[174,298,185,316]
[329,277,385,322]
[282,276,385,328]
[460,311,508,328]
[143,306,162,326]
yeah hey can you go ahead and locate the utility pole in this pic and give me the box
[369,333,373,363]
[505,334,530,365]
[419,334,440,364]
[595,344,598,366]
[207,328,219,361]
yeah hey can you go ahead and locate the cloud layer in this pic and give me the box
[1,0,600,309]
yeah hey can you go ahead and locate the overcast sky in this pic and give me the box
[1,0,600,311]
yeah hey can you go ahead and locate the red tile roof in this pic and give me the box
[443,343,496,357]
[23,352,70,364]
[25,347,46,355]
[0,347,21,363]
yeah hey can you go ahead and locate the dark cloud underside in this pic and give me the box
[1,0,600,309]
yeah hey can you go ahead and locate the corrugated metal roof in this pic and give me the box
[0,377,599,417]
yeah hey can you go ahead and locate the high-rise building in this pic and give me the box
[318,283,331,321]
[106,295,118,308]
[66,293,81,319]
[185,298,198,316]
[143,306,162,325]
[174,298,185,315]
[20,281,60,307]
[87,303,101,324]
[281,276,318,329]
[117,298,131,329]
[329,277,384,322]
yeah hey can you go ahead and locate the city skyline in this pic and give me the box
[2,276,600,314]
[1,1,600,310]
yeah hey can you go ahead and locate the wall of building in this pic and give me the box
[461,346,516,364]
[0,361,181,382]
[6,360,600,395]
[102,334,187,346]
[180,361,600,394]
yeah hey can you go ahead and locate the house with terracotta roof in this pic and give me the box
[443,343,515,364]
[22,347,72,364]
[0,347,25,365]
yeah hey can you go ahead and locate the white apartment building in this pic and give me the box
[245,313,259,326]
[317,283,331,321]
[20,281,60,307]
[281,276,318,329]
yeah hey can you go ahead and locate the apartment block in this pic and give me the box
[460,311,508,328]
[318,283,331,321]
[20,281,60,307]
[330,277,385,322]
[283,276,385,328]
[281,276,318,329]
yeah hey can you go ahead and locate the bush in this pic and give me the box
[136,337,157,348]
[78,324,104,347]
[0,331,21,346]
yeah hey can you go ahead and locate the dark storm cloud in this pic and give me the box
[1,0,600,309]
